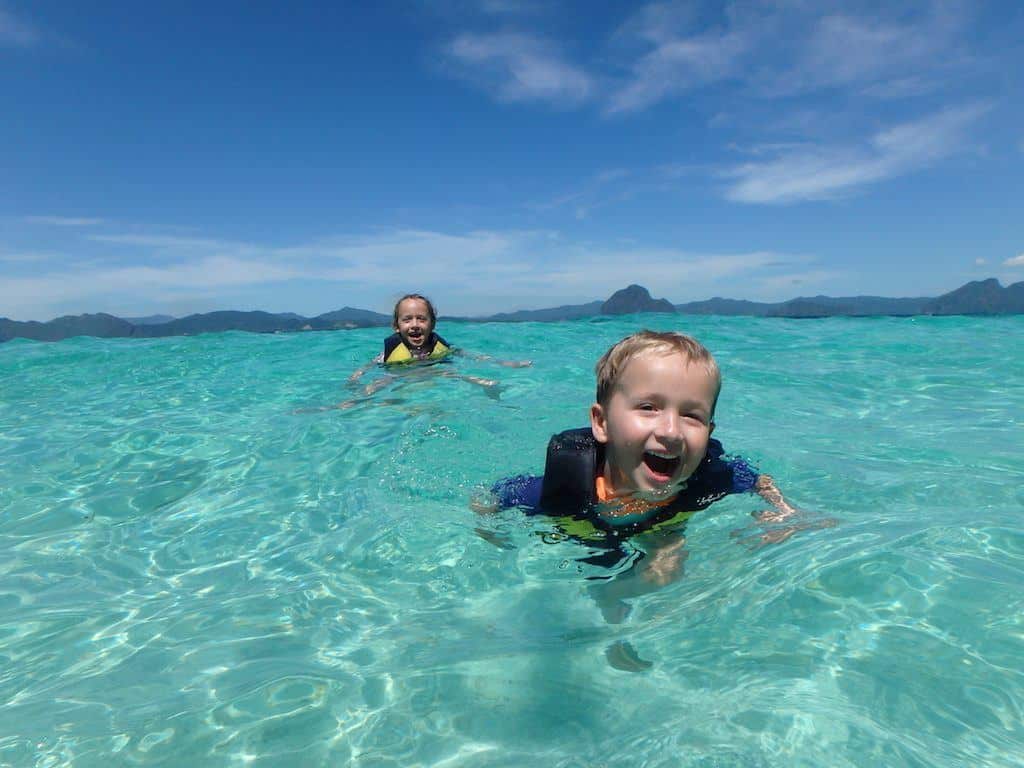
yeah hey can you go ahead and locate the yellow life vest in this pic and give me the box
[382,332,452,365]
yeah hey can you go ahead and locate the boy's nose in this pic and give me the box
[656,413,684,443]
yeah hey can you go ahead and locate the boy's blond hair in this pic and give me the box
[595,330,722,413]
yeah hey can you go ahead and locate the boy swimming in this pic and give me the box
[481,331,797,572]
[343,294,530,406]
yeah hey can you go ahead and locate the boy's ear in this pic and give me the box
[709,421,715,436]
[590,403,609,444]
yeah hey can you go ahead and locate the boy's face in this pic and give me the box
[590,351,716,498]
[394,298,434,349]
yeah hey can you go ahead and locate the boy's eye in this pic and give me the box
[637,403,658,411]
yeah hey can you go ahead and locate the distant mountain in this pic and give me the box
[602,285,676,315]
[676,298,778,316]
[482,301,604,323]
[923,278,1024,315]
[767,295,930,317]
[123,314,176,325]
[131,311,307,337]
[309,307,390,329]
[1,313,134,343]
[3,278,1022,343]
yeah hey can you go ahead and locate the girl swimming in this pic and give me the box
[341,293,530,407]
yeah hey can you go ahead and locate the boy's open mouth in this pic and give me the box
[643,451,680,480]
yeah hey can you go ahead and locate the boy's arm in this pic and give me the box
[471,474,543,514]
[732,473,838,549]
[753,474,798,521]
[634,529,688,586]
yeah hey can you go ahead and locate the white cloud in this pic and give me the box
[860,76,941,101]
[0,226,812,319]
[527,1,972,115]
[722,104,986,204]
[0,251,56,264]
[1005,254,1024,267]
[0,7,37,46]
[446,33,593,106]
[531,168,632,214]
[607,27,748,114]
[86,233,253,251]
[1,256,303,311]
[749,269,846,297]
[26,216,104,227]
[975,258,987,266]
[758,6,961,97]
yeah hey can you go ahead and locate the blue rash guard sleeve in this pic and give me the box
[680,440,760,506]
[492,474,543,511]
[723,455,759,493]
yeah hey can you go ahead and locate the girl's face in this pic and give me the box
[394,298,434,349]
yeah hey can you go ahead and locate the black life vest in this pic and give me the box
[537,427,736,535]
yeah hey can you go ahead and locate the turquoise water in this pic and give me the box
[1,316,1022,767]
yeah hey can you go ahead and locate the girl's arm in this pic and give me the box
[347,354,383,384]
[460,350,532,368]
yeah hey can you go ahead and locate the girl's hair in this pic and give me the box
[392,294,437,327]
[595,330,721,413]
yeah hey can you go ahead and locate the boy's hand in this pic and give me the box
[641,537,687,586]
[754,474,798,520]
[731,516,838,551]
[754,508,792,523]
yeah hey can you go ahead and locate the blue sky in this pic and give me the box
[3,0,1023,321]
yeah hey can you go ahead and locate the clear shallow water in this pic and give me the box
[1,315,1022,767]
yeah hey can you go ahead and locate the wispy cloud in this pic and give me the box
[531,168,633,218]
[607,1,748,114]
[755,6,962,97]
[748,269,846,297]
[0,226,812,319]
[0,251,54,264]
[86,233,253,251]
[605,1,969,112]
[721,104,987,204]
[1005,254,1024,267]
[0,6,37,47]
[0,255,305,319]
[26,216,104,227]
[446,33,593,106]
[442,1,974,117]
[535,247,794,296]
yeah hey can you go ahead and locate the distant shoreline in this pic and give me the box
[3,278,1022,344]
